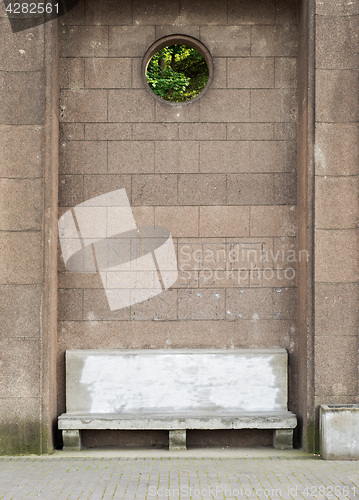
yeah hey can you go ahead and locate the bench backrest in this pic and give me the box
[65,349,289,414]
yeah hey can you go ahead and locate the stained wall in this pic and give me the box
[58,0,299,447]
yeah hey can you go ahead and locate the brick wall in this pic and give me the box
[58,0,299,443]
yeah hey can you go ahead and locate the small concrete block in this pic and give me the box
[169,430,187,451]
[273,429,293,449]
[0,232,42,285]
[85,123,131,141]
[59,175,84,207]
[155,142,199,173]
[179,123,226,141]
[200,141,250,173]
[62,430,81,451]
[316,70,359,122]
[200,26,250,57]
[60,90,107,123]
[227,123,274,141]
[108,141,155,174]
[86,0,132,25]
[0,125,43,178]
[228,0,275,25]
[227,173,274,205]
[315,229,358,283]
[200,206,250,237]
[108,90,155,123]
[59,26,108,57]
[60,58,84,89]
[0,178,42,231]
[155,25,200,40]
[250,206,296,237]
[60,141,107,174]
[132,174,178,206]
[60,0,84,25]
[316,16,359,70]
[84,174,131,201]
[134,0,179,25]
[315,176,358,229]
[0,19,44,72]
[251,26,297,57]
[274,173,297,204]
[251,141,296,173]
[178,289,225,320]
[85,58,131,89]
[315,283,359,337]
[320,405,359,460]
[227,58,275,88]
[315,336,358,396]
[109,26,155,57]
[0,71,44,125]
[155,100,199,123]
[178,174,226,206]
[133,123,178,141]
[200,90,250,122]
[60,123,85,141]
[275,58,297,88]
[315,123,359,176]
[251,90,297,123]
[0,338,41,398]
[180,0,227,24]
[155,206,199,237]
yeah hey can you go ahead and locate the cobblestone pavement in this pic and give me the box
[0,452,358,500]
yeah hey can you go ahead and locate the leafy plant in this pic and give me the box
[146,45,209,102]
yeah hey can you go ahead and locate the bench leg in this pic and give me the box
[62,430,81,451]
[273,429,293,450]
[169,430,186,451]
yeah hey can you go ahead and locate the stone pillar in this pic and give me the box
[0,8,58,454]
[296,0,316,452]
[313,0,359,450]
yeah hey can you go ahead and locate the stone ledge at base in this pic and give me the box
[59,412,298,451]
[58,348,297,451]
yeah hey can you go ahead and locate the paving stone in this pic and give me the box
[0,455,358,499]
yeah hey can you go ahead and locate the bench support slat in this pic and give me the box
[273,429,293,450]
[169,430,187,451]
[62,430,81,451]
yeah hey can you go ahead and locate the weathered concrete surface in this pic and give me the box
[64,349,290,414]
[59,349,296,450]
[0,454,359,499]
[58,413,297,431]
[62,430,81,451]
[0,16,59,454]
[320,405,359,460]
[169,430,186,451]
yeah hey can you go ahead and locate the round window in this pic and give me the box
[143,35,213,104]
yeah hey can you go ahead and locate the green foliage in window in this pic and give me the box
[146,45,209,102]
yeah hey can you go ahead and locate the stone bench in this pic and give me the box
[58,349,297,451]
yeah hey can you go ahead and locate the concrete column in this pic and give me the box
[313,0,359,450]
[0,8,58,454]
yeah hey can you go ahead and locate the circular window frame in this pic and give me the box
[142,35,214,106]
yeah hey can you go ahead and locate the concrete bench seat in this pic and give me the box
[58,349,297,451]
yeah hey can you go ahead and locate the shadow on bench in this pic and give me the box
[58,349,297,451]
